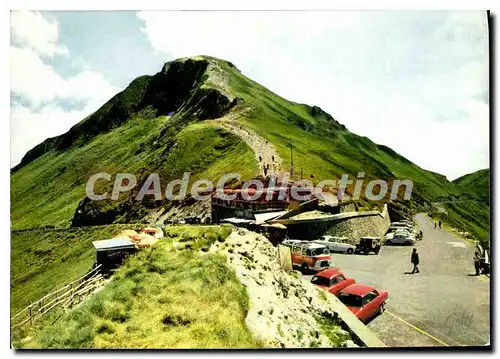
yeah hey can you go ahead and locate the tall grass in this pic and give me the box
[19,226,260,349]
[10,225,143,315]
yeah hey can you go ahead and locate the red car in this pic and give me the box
[338,283,389,322]
[310,268,355,296]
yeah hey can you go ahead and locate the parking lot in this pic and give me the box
[302,214,490,347]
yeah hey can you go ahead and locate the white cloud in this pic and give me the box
[10,12,121,167]
[137,10,489,180]
[10,101,101,167]
[11,46,120,107]
[11,10,68,57]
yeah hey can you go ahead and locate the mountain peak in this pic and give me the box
[163,55,239,71]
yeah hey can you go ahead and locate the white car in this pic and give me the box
[385,232,395,241]
[388,224,416,235]
[389,222,414,230]
[385,230,416,245]
[313,235,356,254]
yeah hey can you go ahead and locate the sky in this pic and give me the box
[10,10,489,180]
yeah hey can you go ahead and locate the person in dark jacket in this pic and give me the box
[474,252,481,276]
[439,220,442,229]
[411,248,420,274]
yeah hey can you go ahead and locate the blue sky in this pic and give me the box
[10,10,489,180]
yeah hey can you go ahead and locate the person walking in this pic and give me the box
[411,248,420,274]
[474,252,481,276]
[434,222,437,229]
[439,220,442,229]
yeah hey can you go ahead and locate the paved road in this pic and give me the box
[304,214,490,347]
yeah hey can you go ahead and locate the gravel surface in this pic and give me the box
[303,213,490,347]
[210,228,355,348]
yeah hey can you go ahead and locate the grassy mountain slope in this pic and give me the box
[437,168,490,246]
[11,55,482,231]
[13,225,262,349]
[11,225,130,315]
[452,168,490,201]
[441,200,490,245]
[11,116,258,229]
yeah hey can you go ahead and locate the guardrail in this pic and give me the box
[11,264,104,329]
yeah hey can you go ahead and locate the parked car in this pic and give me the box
[338,283,389,322]
[311,268,356,296]
[385,228,414,241]
[313,236,356,254]
[384,231,395,242]
[290,242,333,272]
[385,230,416,245]
[387,223,415,233]
[400,219,415,226]
[185,217,201,224]
[355,237,381,255]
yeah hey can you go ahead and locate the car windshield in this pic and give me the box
[311,247,328,256]
[338,293,362,307]
[311,276,331,286]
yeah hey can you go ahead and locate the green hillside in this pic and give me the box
[439,168,490,246]
[12,225,263,349]
[452,168,490,201]
[11,55,469,230]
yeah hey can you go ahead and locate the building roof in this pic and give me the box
[340,283,375,296]
[221,218,254,224]
[302,242,327,249]
[92,237,137,251]
[254,211,288,224]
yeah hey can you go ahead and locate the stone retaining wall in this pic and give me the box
[324,213,391,242]
[286,205,390,242]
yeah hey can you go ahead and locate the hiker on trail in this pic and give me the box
[411,248,420,274]
[474,252,481,276]
[434,222,437,229]
[439,220,442,229]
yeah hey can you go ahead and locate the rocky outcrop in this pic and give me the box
[12,57,239,172]
[209,229,355,348]
[309,105,347,132]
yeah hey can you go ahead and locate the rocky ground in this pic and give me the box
[209,228,357,348]
[156,198,212,224]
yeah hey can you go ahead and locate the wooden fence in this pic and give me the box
[11,264,104,329]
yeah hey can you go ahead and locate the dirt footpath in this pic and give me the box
[214,110,282,177]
